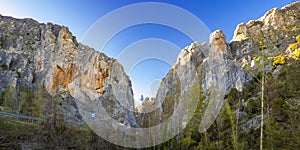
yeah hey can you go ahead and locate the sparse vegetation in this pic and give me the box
[289,43,298,51]
[294,49,300,59]
[1,2,300,149]
[155,60,300,150]
[0,64,8,70]
[272,55,285,66]
[0,85,124,149]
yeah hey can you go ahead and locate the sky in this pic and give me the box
[0,0,297,106]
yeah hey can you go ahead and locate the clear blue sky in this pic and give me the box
[0,0,296,105]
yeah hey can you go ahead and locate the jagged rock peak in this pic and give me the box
[209,30,227,57]
[176,41,200,66]
[232,1,300,41]
[259,7,284,28]
[232,23,249,42]
[176,30,228,66]
[259,1,299,28]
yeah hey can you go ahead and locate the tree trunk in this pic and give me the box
[260,68,265,150]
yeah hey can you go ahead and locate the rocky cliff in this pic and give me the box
[0,1,300,148]
[0,15,137,126]
[136,1,300,133]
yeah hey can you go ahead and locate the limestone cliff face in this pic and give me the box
[136,2,300,129]
[0,1,299,131]
[232,2,299,62]
[136,30,252,128]
[0,15,136,126]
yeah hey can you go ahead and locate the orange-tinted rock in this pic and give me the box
[34,55,43,71]
[232,23,249,41]
[209,30,227,57]
[50,64,74,91]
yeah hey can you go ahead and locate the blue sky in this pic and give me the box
[0,0,296,105]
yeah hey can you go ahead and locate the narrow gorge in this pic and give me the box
[0,1,299,149]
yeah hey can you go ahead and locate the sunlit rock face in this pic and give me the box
[136,2,300,129]
[135,29,252,128]
[0,1,299,135]
[0,15,137,127]
[232,23,249,42]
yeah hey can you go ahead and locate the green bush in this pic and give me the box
[0,63,8,70]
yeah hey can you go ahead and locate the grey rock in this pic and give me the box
[234,110,248,121]
[0,2,299,134]
[0,14,137,127]
[136,2,300,131]
[242,115,266,133]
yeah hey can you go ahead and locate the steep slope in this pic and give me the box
[0,1,299,149]
[136,1,300,133]
[0,15,137,127]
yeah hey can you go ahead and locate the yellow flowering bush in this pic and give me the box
[288,35,300,51]
[296,35,300,44]
[273,55,285,66]
[295,49,300,58]
[253,56,261,62]
[292,49,300,60]
[289,43,298,51]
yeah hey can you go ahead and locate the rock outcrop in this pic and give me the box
[136,1,300,133]
[0,2,299,146]
[0,15,137,127]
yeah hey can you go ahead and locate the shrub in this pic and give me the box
[259,44,266,50]
[272,55,285,66]
[296,35,300,44]
[289,43,298,51]
[0,63,8,70]
[292,49,300,60]
[253,56,261,62]
[295,49,300,57]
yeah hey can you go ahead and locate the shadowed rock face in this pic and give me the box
[0,15,137,127]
